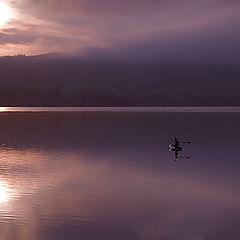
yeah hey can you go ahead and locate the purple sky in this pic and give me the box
[0,0,240,63]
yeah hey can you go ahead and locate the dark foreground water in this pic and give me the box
[0,110,239,240]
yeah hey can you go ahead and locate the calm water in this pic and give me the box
[1,106,240,112]
[0,108,239,239]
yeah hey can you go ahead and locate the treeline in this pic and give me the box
[0,54,239,106]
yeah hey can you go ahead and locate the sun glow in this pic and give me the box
[0,107,7,112]
[0,184,9,203]
[0,3,12,27]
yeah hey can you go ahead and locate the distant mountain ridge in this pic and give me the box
[0,54,239,106]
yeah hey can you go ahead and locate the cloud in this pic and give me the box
[0,28,39,45]
[1,0,240,63]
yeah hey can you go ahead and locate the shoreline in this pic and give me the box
[0,106,240,113]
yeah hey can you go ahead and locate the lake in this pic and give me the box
[0,108,239,239]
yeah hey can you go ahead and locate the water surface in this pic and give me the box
[1,106,240,112]
[0,109,239,239]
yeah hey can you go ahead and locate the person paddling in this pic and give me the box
[169,135,191,161]
[173,135,180,147]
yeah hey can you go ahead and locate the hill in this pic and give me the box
[0,54,239,106]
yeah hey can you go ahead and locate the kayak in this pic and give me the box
[169,144,183,151]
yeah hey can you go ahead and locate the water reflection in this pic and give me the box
[0,182,10,204]
[0,112,238,239]
[0,107,7,112]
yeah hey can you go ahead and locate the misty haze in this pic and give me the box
[0,0,240,239]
